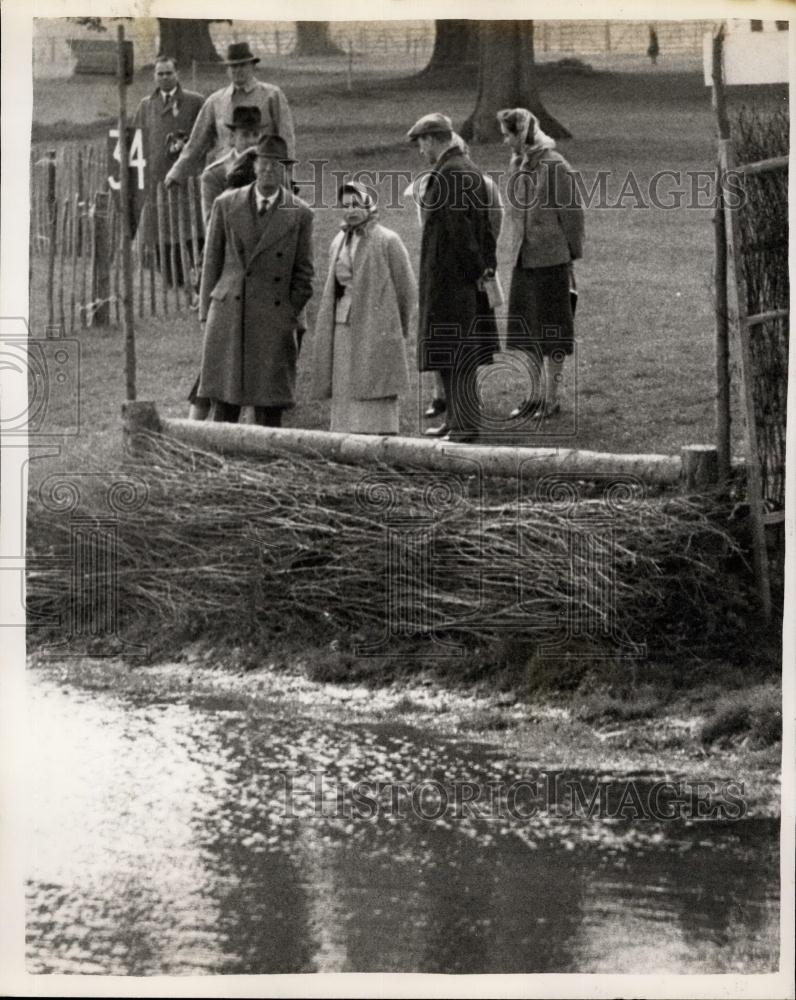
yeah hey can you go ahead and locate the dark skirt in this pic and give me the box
[506,262,576,358]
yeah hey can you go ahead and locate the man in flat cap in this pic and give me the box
[408,112,498,443]
[196,134,314,426]
[165,42,295,187]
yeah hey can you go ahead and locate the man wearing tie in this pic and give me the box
[132,55,204,285]
[196,134,314,426]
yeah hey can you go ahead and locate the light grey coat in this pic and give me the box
[311,221,416,401]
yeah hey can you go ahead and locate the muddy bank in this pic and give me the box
[29,653,782,818]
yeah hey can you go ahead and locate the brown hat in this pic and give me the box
[223,42,260,65]
[407,112,454,141]
[225,106,265,130]
[255,134,296,163]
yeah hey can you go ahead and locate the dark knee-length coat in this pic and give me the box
[197,183,314,407]
[417,147,498,373]
[132,84,204,247]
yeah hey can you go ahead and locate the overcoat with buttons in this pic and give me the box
[310,221,416,401]
[417,146,498,373]
[197,183,314,407]
[132,84,204,247]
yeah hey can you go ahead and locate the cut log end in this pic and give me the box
[681,445,719,491]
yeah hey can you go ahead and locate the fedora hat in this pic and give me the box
[225,106,265,130]
[255,134,296,163]
[223,42,260,65]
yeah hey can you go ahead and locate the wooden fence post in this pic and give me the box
[720,138,772,623]
[89,192,111,326]
[46,150,57,325]
[712,26,732,483]
[156,183,169,315]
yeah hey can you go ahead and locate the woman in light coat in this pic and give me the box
[498,107,584,420]
[311,182,416,434]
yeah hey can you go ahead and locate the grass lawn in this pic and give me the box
[29,60,786,480]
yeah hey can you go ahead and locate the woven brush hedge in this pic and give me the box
[26,436,755,659]
[732,105,789,510]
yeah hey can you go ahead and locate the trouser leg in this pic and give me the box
[440,364,479,436]
[252,406,283,427]
[212,400,241,423]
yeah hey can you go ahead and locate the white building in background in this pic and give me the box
[703,19,790,86]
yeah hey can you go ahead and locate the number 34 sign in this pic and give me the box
[108,127,147,235]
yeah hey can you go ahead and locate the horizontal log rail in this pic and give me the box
[737,154,788,177]
[745,308,789,327]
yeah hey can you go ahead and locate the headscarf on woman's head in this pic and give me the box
[497,107,556,160]
[338,180,379,232]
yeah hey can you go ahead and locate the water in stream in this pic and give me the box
[25,671,779,975]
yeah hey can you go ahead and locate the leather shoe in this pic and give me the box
[442,430,477,444]
[424,397,447,419]
[532,401,561,419]
[424,423,449,438]
[509,397,542,420]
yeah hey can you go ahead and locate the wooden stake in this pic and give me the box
[720,138,771,622]
[711,25,731,484]
[146,201,156,316]
[137,210,145,318]
[156,182,169,315]
[58,197,68,330]
[167,183,182,310]
[46,150,57,325]
[117,24,137,401]
[187,176,201,286]
[176,190,192,309]
[70,192,79,333]
[80,196,90,327]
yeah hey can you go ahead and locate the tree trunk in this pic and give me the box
[423,20,479,72]
[157,19,220,67]
[294,22,344,57]
[461,21,570,143]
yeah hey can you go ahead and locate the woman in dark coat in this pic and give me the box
[498,107,584,420]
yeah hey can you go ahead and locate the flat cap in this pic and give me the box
[407,112,454,141]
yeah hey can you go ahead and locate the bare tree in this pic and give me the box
[423,20,479,72]
[461,21,570,142]
[294,22,344,57]
[70,17,221,67]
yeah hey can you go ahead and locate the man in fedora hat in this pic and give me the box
[133,54,204,286]
[196,133,314,426]
[407,112,498,443]
[165,41,295,187]
[199,105,268,229]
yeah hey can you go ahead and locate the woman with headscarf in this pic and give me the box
[498,107,584,420]
[311,181,417,434]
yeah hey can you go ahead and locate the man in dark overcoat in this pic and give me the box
[132,55,204,286]
[408,113,498,443]
[197,134,314,426]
